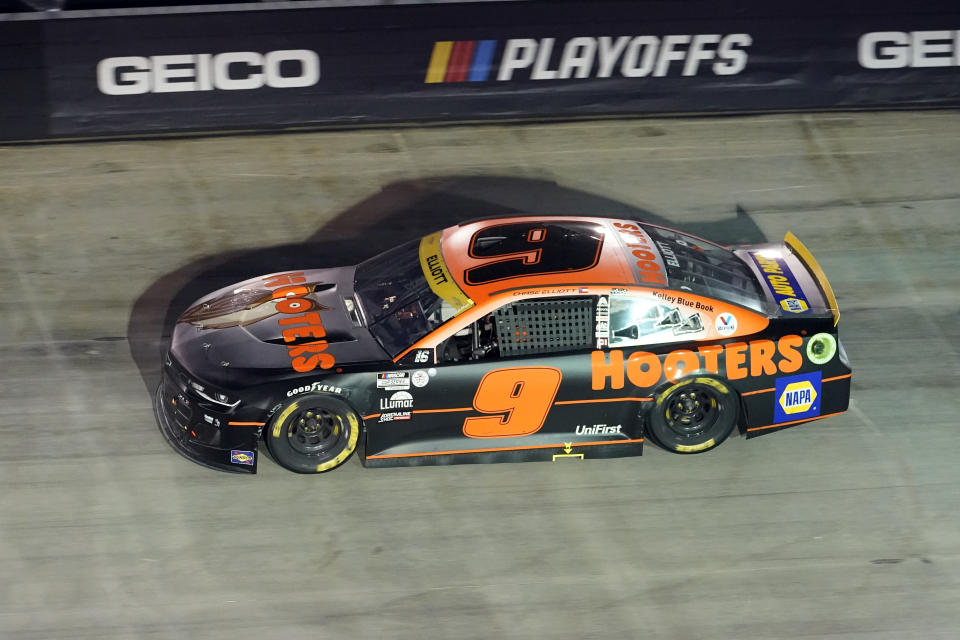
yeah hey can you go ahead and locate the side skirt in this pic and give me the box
[361,439,643,468]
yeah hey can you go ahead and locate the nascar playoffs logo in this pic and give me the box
[425,34,752,83]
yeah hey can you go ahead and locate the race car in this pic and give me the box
[154,216,852,474]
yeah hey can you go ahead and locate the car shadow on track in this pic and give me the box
[127,175,768,399]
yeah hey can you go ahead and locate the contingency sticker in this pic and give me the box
[595,295,610,348]
[750,252,811,314]
[377,372,410,390]
[774,372,821,423]
[715,312,737,336]
[230,450,255,466]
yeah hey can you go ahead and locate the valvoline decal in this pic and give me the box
[750,252,811,314]
[774,372,821,423]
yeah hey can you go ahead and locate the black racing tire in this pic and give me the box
[646,377,738,454]
[265,394,360,473]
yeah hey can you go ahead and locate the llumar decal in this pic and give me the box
[463,367,562,438]
[591,334,804,390]
[262,272,335,372]
[418,232,474,314]
[611,222,667,286]
[749,252,811,314]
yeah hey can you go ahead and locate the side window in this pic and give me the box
[437,313,499,363]
[608,295,704,347]
[438,297,595,363]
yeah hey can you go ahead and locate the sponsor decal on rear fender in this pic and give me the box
[774,372,821,423]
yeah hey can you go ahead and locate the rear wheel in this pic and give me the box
[266,394,360,473]
[647,377,738,453]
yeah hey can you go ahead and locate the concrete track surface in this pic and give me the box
[1,112,959,640]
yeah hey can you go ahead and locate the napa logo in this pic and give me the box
[774,372,821,423]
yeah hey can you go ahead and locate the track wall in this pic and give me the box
[2,0,959,141]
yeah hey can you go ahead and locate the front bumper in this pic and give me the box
[154,359,263,474]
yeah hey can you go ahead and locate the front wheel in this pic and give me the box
[646,377,738,453]
[266,394,360,473]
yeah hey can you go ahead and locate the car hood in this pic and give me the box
[170,266,390,387]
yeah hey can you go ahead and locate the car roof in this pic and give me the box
[440,215,703,307]
[392,216,771,361]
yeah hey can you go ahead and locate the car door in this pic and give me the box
[364,294,644,465]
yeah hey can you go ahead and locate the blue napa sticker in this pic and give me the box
[774,371,821,424]
[750,252,812,314]
[230,450,255,466]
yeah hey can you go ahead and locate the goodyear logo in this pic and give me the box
[750,252,812,314]
[230,450,255,466]
[774,372,821,423]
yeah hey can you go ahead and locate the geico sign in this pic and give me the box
[858,31,960,69]
[97,50,320,95]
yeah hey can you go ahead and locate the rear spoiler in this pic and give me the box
[784,232,839,327]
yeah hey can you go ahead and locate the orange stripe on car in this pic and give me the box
[741,387,773,396]
[822,373,852,383]
[227,421,265,426]
[741,372,851,396]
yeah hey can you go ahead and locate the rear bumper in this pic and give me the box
[154,362,261,474]
[742,337,852,438]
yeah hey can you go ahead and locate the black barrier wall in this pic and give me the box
[2,0,960,141]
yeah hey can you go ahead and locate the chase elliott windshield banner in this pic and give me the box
[419,232,474,315]
[3,0,960,140]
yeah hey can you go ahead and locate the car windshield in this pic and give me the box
[641,224,767,311]
[354,239,455,357]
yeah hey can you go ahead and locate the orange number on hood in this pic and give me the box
[463,367,562,438]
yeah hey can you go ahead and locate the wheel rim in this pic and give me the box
[664,385,720,437]
[287,406,343,456]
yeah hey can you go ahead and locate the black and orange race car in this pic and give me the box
[155,216,851,474]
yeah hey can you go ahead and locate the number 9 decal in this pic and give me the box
[464,222,604,285]
[463,367,562,438]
